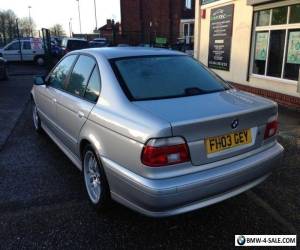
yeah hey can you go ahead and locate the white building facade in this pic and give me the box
[194,0,300,104]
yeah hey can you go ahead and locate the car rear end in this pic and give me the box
[104,53,284,217]
[61,39,89,55]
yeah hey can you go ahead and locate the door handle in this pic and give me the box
[52,98,57,103]
[78,111,84,118]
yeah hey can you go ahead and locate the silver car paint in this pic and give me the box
[31,48,284,217]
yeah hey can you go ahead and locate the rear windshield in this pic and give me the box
[111,55,230,101]
[64,40,88,50]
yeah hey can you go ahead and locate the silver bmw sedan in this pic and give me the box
[31,47,284,217]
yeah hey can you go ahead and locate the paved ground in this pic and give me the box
[0,69,299,249]
[0,63,46,149]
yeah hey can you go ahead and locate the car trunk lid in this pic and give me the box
[134,89,277,165]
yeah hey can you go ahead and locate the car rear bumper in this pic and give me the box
[102,142,284,217]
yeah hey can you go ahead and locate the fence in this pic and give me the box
[101,30,194,50]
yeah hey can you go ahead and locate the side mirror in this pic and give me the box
[34,75,46,86]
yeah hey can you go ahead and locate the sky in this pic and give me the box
[0,0,121,35]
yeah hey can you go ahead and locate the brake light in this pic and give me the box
[264,116,279,139]
[141,137,190,167]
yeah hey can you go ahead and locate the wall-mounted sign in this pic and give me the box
[287,31,300,64]
[201,0,220,5]
[208,4,234,71]
[155,37,167,44]
[255,32,268,61]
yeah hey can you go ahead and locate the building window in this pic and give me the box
[290,4,300,24]
[185,0,192,9]
[184,23,189,36]
[252,5,300,81]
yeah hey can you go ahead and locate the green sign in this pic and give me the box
[201,0,220,5]
[155,37,167,44]
[287,31,300,64]
[255,32,268,61]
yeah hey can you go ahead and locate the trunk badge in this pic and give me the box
[231,119,239,129]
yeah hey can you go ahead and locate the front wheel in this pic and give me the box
[83,145,110,210]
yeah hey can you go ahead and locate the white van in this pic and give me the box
[0,38,45,65]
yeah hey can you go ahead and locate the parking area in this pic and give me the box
[0,65,299,249]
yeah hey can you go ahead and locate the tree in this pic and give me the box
[0,9,18,44]
[19,17,36,37]
[50,24,66,37]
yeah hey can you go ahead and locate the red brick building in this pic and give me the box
[98,19,121,43]
[120,0,195,45]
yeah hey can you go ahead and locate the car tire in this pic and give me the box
[32,101,42,133]
[35,56,45,66]
[83,145,111,210]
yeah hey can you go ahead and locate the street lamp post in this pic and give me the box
[76,0,82,34]
[94,0,98,30]
[28,6,32,37]
[69,18,73,37]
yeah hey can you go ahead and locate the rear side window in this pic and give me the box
[66,55,95,96]
[112,55,230,101]
[84,66,101,102]
[22,41,31,50]
[48,55,77,89]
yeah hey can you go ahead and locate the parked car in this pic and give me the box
[51,41,64,58]
[61,38,89,55]
[117,44,131,47]
[93,38,109,44]
[0,38,45,65]
[89,38,110,48]
[51,36,63,47]
[0,57,8,80]
[31,48,284,217]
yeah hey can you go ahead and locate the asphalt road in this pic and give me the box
[0,71,299,249]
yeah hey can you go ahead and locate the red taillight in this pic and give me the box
[63,49,69,55]
[264,116,279,139]
[141,137,190,167]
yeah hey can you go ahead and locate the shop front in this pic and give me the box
[194,0,300,108]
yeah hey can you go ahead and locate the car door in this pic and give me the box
[2,41,21,61]
[55,54,99,153]
[21,41,34,61]
[35,54,78,134]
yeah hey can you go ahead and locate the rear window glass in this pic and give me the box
[112,55,230,101]
[67,40,88,50]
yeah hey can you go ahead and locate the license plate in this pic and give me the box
[206,129,252,154]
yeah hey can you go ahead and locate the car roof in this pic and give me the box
[78,47,185,59]
[9,39,42,44]
[64,38,87,41]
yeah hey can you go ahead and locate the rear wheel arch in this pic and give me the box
[80,139,91,161]
[79,138,103,162]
